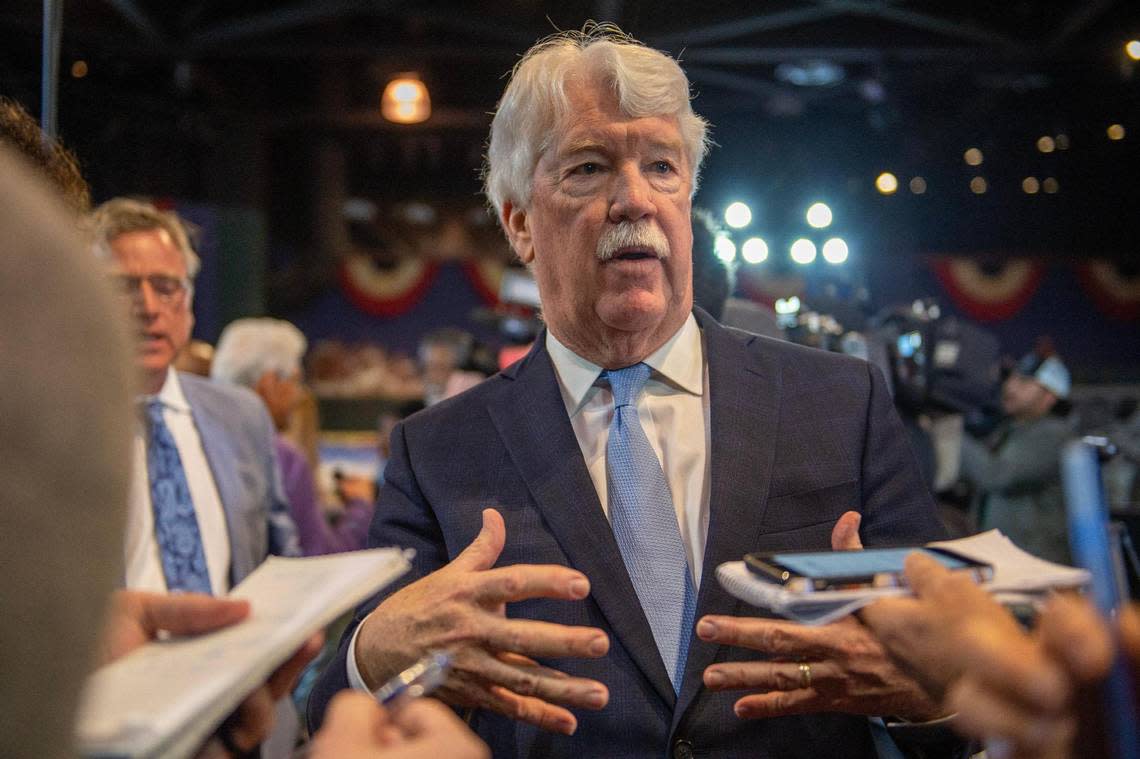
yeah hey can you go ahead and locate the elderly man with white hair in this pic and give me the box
[212,317,376,556]
[309,25,949,758]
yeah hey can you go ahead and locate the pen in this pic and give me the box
[372,650,453,706]
[293,651,452,758]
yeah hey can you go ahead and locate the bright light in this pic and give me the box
[70,60,88,79]
[1036,135,1055,153]
[1022,177,1040,194]
[875,172,898,195]
[805,202,833,228]
[790,238,817,264]
[741,237,769,264]
[964,147,984,166]
[381,74,431,124]
[970,176,988,194]
[714,235,737,263]
[1108,123,1126,141]
[909,176,927,194]
[774,296,802,314]
[822,237,849,264]
[724,202,752,229]
[1127,40,1140,61]
[1042,177,1059,194]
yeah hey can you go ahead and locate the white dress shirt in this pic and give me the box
[546,313,710,587]
[348,315,709,691]
[123,367,232,595]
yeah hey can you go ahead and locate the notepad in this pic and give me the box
[717,530,1090,625]
[77,548,411,758]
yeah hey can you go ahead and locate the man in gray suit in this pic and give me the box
[89,198,298,594]
[311,25,950,758]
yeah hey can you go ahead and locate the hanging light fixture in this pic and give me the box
[381,73,431,124]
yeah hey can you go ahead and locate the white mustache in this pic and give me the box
[595,221,670,261]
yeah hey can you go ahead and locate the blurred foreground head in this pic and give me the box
[0,145,133,757]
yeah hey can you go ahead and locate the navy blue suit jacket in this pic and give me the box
[309,311,943,757]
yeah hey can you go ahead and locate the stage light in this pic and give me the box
[381,74,431,124]
[1036,136,1055,153]
[875,172,898,194]
[1022,177,1040,194]
[70,60,88,79]
[774,296,801,314]
[822,237,849,265]
[909,176,927,194]
[1043,177,1059,193]
[970,176,988,194]
[1127,40,1140,61]
[724,202,752,229]
[714,235,737,263]
[790,238,816,264]
[964,148,983,166]
[805,202,833,228]
[1107,123,1126,141]
[741,237,769,264]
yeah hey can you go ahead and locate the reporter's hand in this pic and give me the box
[308,692,489,758]
[101,590,323,757]
[859,552,1025,701]
[337,474,376,504]
[354,509,610,735]
[944,594,1121,759]
[697,511,940,721]
[101,590,250,664]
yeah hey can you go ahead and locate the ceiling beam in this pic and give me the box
[829,1,1029,53]
[188,0,382,50]
[103,0,171,47]
[651,6,846,48]
[682,45,1026,65]
[1044,0,1119,54]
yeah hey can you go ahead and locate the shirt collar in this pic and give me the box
[545,312,704,417]
[141,366,192,414]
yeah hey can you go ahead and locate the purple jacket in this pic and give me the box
[275,436,373,555]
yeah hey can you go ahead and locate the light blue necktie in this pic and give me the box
[604,363,696,692]
[145,400,212,594]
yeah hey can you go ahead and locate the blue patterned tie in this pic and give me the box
[145,400,212,594]
[604,363,697,692]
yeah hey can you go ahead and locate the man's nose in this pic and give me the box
[608,165,656,222]
[133,280,161,315]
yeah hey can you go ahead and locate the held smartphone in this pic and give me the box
[743,546,993,592]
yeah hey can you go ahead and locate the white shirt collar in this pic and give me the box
[142,366,192,414]
[546,313,704,417]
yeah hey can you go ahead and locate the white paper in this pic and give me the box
[77,548,410,758]
[717,530,1089,625]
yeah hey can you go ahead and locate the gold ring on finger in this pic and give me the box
[798,662,812,689]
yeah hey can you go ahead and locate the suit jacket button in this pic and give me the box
[673,739,694,759]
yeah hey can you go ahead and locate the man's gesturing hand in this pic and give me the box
[697,511,940,721]
[354,509,610,735]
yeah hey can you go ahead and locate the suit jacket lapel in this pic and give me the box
[674,312,782,724]
[180,374,252,585]
[487,337,677,708]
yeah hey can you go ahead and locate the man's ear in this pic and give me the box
[501,201,535,264]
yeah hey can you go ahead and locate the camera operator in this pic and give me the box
[960,347,1074,563]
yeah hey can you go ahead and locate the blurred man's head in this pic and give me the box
[89,199,200,395]
[212,318,308,430]
[0,145,132,759]
[485,24,710,367]
[1001,352,1071,421]
[0,97,90,213]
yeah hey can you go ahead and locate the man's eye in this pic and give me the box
[574,162,601,175]
[650,160,674,174]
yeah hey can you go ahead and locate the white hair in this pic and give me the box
[87,197,202,278]
[211,317,307,388]
[484,22,710,219]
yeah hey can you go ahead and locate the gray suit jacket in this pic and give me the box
[179,372,299,584]
[309,311,943,757]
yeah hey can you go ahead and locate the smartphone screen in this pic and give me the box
[767,547,972,579]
